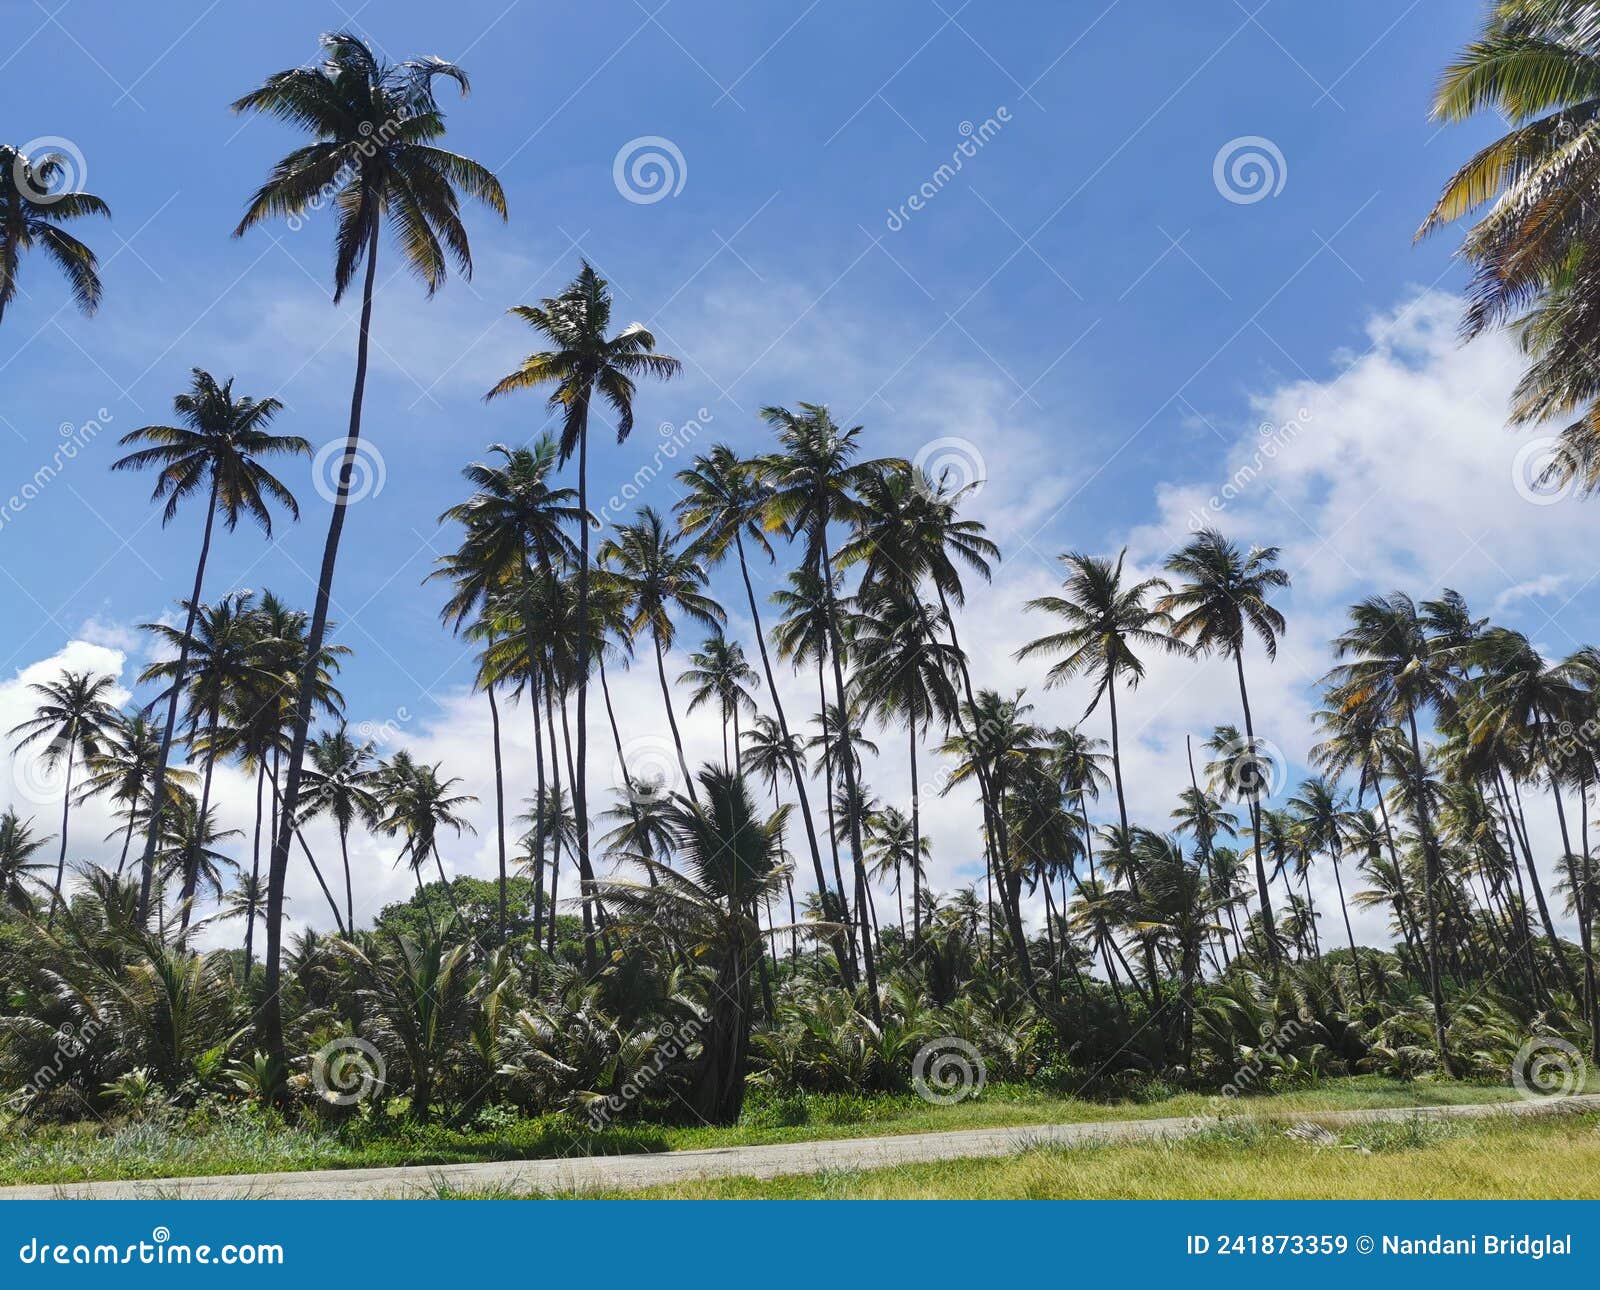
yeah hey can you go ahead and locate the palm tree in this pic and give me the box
[1324,592,1459,1074]
[599,766,787,1123]
[375,756,478,923]
[77,714,196,876]
[8,669,119,923]
[0,143,110,323]
[1288,775,1369,1000]
[851,588,960,943]
[140,590,267,932]
[599,507,726,803]
[233,31,506,1063]
[1018,550,1180,837]
[758,403,899,1019]
[1419,6,1600,489]
[1158,527,1290,967]
[486,261,681,983]
[676,444,840,940]
[112,371,306,918]
[153,796,242,929]
[299,724,381,934]
[0,809,51,912]
[432,436,582,941]
[865,805,926,939]
[679,632,760,771]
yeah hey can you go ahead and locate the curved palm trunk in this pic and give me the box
[46,737,77,929]
[263,221,380,1066]
[818,535,880,1024]
[114,807,137,877]
[1105,680,1163,1043]
[1505,771,1579,995]
[1232,649,1279,971]
[530,669,547,944]
[138,474,220,919]
[487,684,508,945]
[339,822,354,937]
[730,532,841,974]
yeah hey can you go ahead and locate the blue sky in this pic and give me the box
[6,0,1593,939]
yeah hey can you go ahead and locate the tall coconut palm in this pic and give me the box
[375,756,478,925]
[757,403,899,1020]
[432,436,582,941]
[8,670,119,923]
[676,444,840,941]
[1018,550,1181,836]
[1158,527,1289,966]
[1324,592,1459,1075]
[850,588,960,942]
[0,143,110,323]
[599,507,726,804]
[77,714,196,877]
[1288,775,1370,999]
[486,262,680,982]
[112,370,306,917]
[234,31,506,1062]
[1419,4,1600,489]
[598,765,788,1124]
[299,724,381,934]
[679,632,760,771]
[141,590,269,932]
[0,809,51,912]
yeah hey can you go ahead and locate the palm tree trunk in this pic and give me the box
[1329,841,1367,1003]
[571,390,598,974]
[1405,704,1457,1077]
[652,628,699,805]
[339,822,354,937]
[1506,771,1580,996]
[114,808,136,877]
[487,684,508,946]
[47,737,76,929]
[138,474,220,919]
[818,535,880,1024]
[815,661,856,962]
[1232,649,1279,970]
[730,530,841,973]
[530,667,547,942]
[245,760,265,973]
[909,714,922,946]
[263,220,380,1067]
[544,678,563,955]
[179,708,221,936]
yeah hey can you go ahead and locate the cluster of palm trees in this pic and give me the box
[2,21,1597,1128]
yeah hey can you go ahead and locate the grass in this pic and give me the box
[0,1075,1527,1187]
[544,1107,1600,1200]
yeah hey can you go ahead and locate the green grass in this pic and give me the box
[541,1108,1600,1200]
[0,1075,1527,1187]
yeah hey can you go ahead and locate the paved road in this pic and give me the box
[2,1094,1594,1200]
